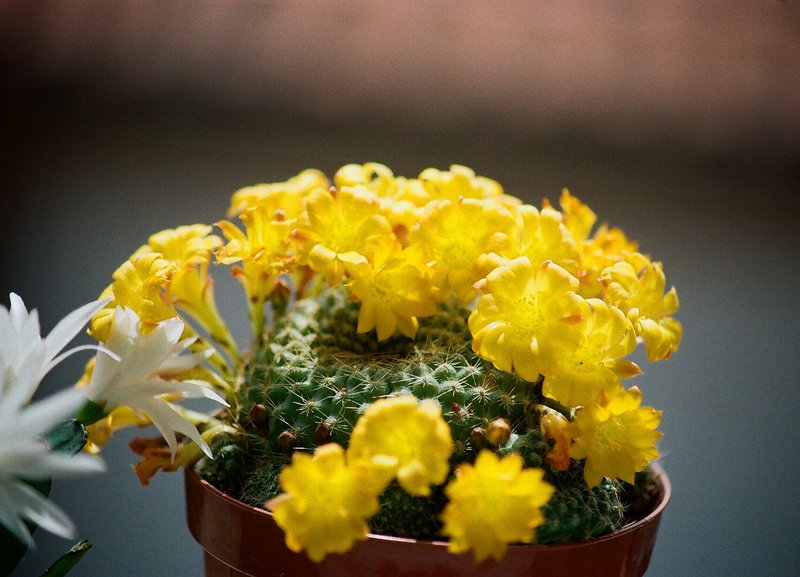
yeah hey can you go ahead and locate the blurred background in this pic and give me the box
[2,1,799,576]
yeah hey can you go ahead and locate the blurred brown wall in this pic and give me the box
[3,1,799,156]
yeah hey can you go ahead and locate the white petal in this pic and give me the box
[0,485,38,549]
[136,397,212,458]
[6,450,106,480]
[178,379,229,405]
[43,299,109,372]
[14,388,89,437]
[132,397,180,453]
[116,320,185,380]
[0,480,77,546]
[0,342,47,416]
[153,351,203,377]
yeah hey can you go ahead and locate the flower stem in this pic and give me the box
[74,399,107,427]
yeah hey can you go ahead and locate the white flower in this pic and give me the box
[0,294,107,548]
[0,293,108,404]
[87,306,228,458]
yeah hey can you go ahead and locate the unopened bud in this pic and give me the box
[270,277,292,310]
[278,431,296,456]
[315,422,332,445]
[470,427,489,451]
[249,404,270,438]
[486,418,511,445]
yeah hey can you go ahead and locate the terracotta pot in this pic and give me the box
[185,464,670,577]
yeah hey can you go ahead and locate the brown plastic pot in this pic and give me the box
[185,464,670,577]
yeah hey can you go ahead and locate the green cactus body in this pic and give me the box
[198,286,624,543]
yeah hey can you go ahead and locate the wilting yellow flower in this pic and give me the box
[347,395,453,496]
[293,187,396,286]
[469,257,588,382]
[268,443,391,562]
[570,386,662,487]
[409,197,514,302]
[543,298,641,408]
[345,244,438,341]
[227,168,328,218]
[441,450,555,562]
[602,252,682,361]
[130,422,234,485]
[216,205,293,337]
[90,252,177,341]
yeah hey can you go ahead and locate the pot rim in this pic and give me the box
[185,460,670,551]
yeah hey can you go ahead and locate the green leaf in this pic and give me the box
[39,540,92,577]
[0,525,30,577]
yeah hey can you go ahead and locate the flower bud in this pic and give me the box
[486,418,511,445]
[249,403,270,438]
[470,427,489,451]
[315,422,332,445]
[278,431,296,455]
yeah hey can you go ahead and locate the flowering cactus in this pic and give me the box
[74,163,681,563]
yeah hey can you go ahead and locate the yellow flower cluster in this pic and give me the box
[85,163,681,562]
[269,396,556,562]
[268,396,456,561]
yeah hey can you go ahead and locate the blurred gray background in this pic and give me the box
[2,2,799,576]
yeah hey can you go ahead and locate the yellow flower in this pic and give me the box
[347,395,453,496]
[293,186,396,286]
[440,450,554,562]
[575,224,638,298]
[84,405,150,454]
[508,203,579,274]
[216,205,293,337]
[556,189,640,298]
[268,443,391,562]
[334,162,424,228]
[90,252,177,341]
[135,225,239,365]
[602,252,682,361]
[543,298,641,408]
[558,188,597,243]
[469,257,588,382]
[334,162,398,196]
[570,386,662,487]
[541,408,571,471]
[409,197,514,302]
[226,168,328,218]
[418,164,520,209]
[345,244,438,341]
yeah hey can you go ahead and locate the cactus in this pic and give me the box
[197,285,625,543]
